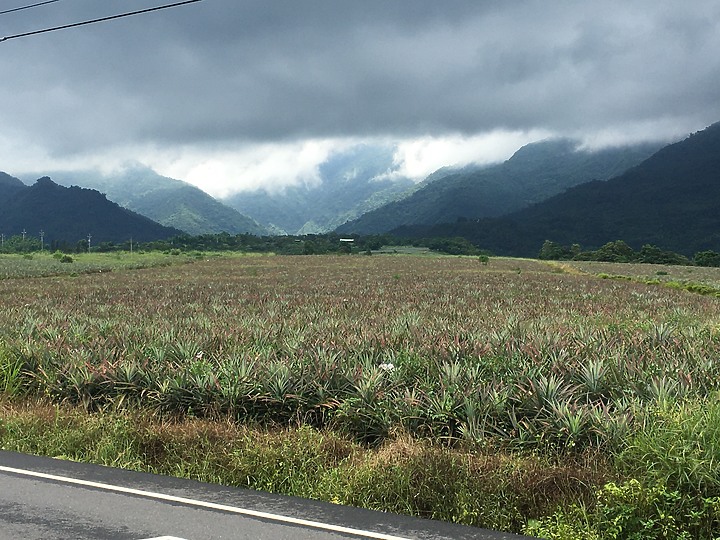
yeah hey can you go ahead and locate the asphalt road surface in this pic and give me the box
[0,451,534,539]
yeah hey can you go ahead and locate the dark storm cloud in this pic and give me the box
[2,0,720,162]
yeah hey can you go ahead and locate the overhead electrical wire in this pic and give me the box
[1,0,203,42]
[0,0,61,16]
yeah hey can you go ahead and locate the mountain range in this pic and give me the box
[0,176,180,245]
[27,165,267,237]
[4,121,720,255]
[336,139,662,234]
[391,122,720,257]
[223,144,415,234]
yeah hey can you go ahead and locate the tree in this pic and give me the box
[303,241,316,255]
[638,244,689,265]
[694,250,720,267]
[538,240,571,260]
[593,240,636,262]
[75,239,89,253]
[1,234,40,253]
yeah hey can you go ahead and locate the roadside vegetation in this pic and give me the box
[2,253,720,538]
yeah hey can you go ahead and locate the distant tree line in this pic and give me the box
[538,239,720,267]
[0,231,488,257]
[3,230,715,266]
[0,234,93,254]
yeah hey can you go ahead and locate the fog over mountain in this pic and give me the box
[392,122,720,257]
[336,139,662,234]
[223,144,415,234]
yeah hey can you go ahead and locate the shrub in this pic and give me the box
[694,250,720,267]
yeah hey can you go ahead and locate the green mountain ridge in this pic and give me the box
[0,177,181,245]
[336,139,663,234]
[391,122,720,257]
[23,165,267,236]
[0,172,25,195]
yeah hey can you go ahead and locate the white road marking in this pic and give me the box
[140,537,189,540]
[0,465,411,540]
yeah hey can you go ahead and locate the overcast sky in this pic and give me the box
[2,0,720,197]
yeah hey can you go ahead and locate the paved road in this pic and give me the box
[0,451,533,539]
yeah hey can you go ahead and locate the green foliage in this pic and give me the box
[543,240,691,266]
[527,478,720,540]
[391,123,720,257]
[0,234,40,254]
[4,254,720,535]
[638,244,690,265]
[0,343,23,396]
[617,398,720,498]
[0,405,595,533]
[338,139,659,236]
[539,240,574,260]
[588,240,636,263]
[695,250,720,267]
[423,236,480,255]
[524,506,599,540]
[594,480,696,540]
[663,280,720,298]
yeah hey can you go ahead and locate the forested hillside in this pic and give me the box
[337,139,662,234]
[0,177,180,246]
[32,166,266,236]
[393,122,720,257]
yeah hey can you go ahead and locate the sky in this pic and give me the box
[2,0,720,198]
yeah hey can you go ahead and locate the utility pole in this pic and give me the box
[0,233,4,248]
[21,229,26,241]
[129,236,133,254]
[87,233,92,253]
[40,230,45,251]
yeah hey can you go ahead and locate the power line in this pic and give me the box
[1,0,203,42]
[0,0,61,16]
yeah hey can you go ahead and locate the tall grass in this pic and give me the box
[0,400,602,532]
[0,342,22,396]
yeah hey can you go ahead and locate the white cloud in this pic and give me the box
[575,118,703,151]
[389,130,554,181]
[146,131,555,197]
[145,140,343,198]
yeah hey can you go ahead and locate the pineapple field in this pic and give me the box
[2,252,720,538]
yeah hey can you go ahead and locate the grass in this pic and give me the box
[2,253,720,537]
[0,398,603,532]
[0,251,201,279]
[557,260,720,290]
